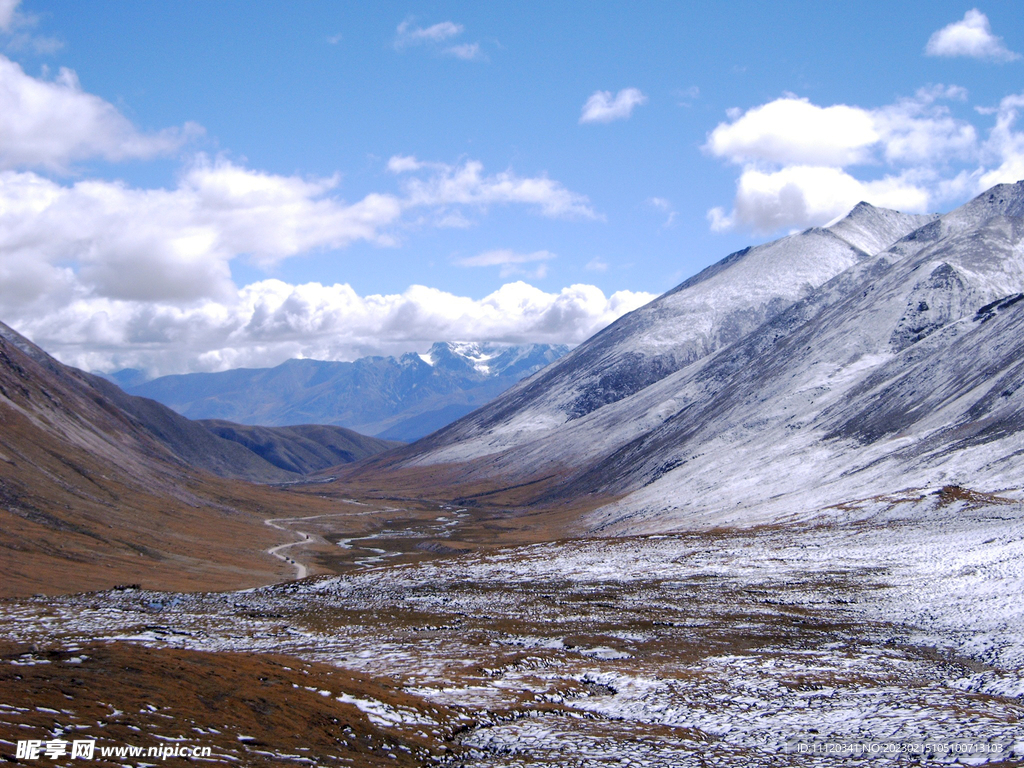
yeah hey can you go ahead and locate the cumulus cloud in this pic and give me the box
[386,154,427,173]
[579,88,647,124]
[925,9,1019,62]
[706,97,878,166]
[977,93,1024,188]
[0,54,599,368]
[706,90,979,171]
[9,279,655,376]
[0,149,638,372]
[0,146,601,371]
[0,159,406,309]
[0,55,200,171]
[0,36,623,374]
[873,85,977,164]
[703,87,1024,234]
[0,150,597,312]
[706,166,930,233]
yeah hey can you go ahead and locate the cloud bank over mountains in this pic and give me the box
[705,10,1021,235]
[0,51,648,375]
[23,279,652,378]
[706,87,1024,234]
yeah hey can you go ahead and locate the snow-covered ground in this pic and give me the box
[2,492,1022,765]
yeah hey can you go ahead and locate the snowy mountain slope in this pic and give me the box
[403,203,935,464]
[361,181,1024,536]
[570,182,1024,531]
[124,341,567,441]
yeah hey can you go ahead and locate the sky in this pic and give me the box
[0,1,1022,376]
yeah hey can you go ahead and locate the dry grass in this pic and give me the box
[0,640,465,766]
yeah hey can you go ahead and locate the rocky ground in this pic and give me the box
[2,489,1023,766]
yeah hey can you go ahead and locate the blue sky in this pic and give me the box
[1,1,1022,374]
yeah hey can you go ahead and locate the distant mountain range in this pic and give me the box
[0,321,397,486]
[353,181,1024,534]
[109,342,569,441]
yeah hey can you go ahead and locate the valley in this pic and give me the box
[4,184,1024,764]
[5,4,1024,764]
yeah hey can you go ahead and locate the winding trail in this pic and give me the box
[263,507,401,581]
[264,519,314,579]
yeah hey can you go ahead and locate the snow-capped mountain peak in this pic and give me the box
[825,200,938,256]
[401,201,936,465]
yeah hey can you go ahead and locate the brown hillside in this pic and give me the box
[0,324,344,597]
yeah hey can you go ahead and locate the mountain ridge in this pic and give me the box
[387,202,936,468]
[341,182,1024,536]
[0,319,356,595]
[0,320,397,484]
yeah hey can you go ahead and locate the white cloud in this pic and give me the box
[645,196,677,227]
[978,93,1024,189]
[0,0,18,32]
[706,206,734,233]
[925,9,1020,62]
[456,249,554,267]
[0,54,199,171]
[704,88,1022,234]
[0,57,594,316]
[706,90,979,170]
[0,152,594,312]
[579,88,647,124]
[445,42,483,61]
[9,279,656,376]
[394,18,483,61]
[705,97,878,166]
[0,160,406,308]
[456,249,555,278]
[873,86,977,164]
[393,155,597,219]
[0,38,618,375]
[395,19,463,47]
[585,257,609,272]
[711,166,930,234]
[386,154,426,173]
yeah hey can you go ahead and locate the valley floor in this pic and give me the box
[2,491,1023,766]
